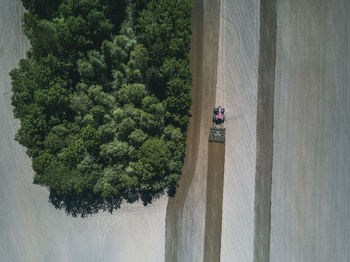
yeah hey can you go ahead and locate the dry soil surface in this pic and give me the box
[0,1,167,261]
[3,0,348,261]
[204,142,225,262]
[165,0,222,261]
[217,0,260,261]
[270,0,350,261]
[218,1,350,261]
[253,0,276,261]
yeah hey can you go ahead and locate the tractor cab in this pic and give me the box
[213,106,225,124]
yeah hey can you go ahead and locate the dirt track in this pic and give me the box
[165,0,222,260]
[204,142,225,262]
[253,0,276,261]
[0,1,167,261]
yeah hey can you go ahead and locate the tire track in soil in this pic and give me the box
[253,0,276,261]
[204,142,225,262]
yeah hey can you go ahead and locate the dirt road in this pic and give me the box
[270,0,350,261]
[165,0,222,261]
[0,1,167,261]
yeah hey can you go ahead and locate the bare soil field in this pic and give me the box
[220,1,349,261]
[217,0,260,261]
[165,0,222,261]
[0,1,167,261]
[3,0,348,261]
[270,0,350,261]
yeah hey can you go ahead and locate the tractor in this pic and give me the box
[209,106,226,143]
[213,106,225,124]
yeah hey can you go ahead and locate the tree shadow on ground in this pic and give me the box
[48,189,168,218]
[49,190,122,217]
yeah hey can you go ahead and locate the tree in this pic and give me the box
[22,0,62,19]
[117,83,147,106]
[129,129,147,147]
[136,138,171,183]
[11,0,193,215]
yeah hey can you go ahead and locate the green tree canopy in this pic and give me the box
[12,0,192,216]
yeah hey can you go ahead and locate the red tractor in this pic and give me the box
[213,106,225,124]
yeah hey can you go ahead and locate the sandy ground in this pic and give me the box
[270,0,350,261]
[217,0,260,261]
[0,1,167,261]
[165,0,221,261]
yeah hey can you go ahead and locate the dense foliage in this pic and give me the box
[11,0,192,216]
